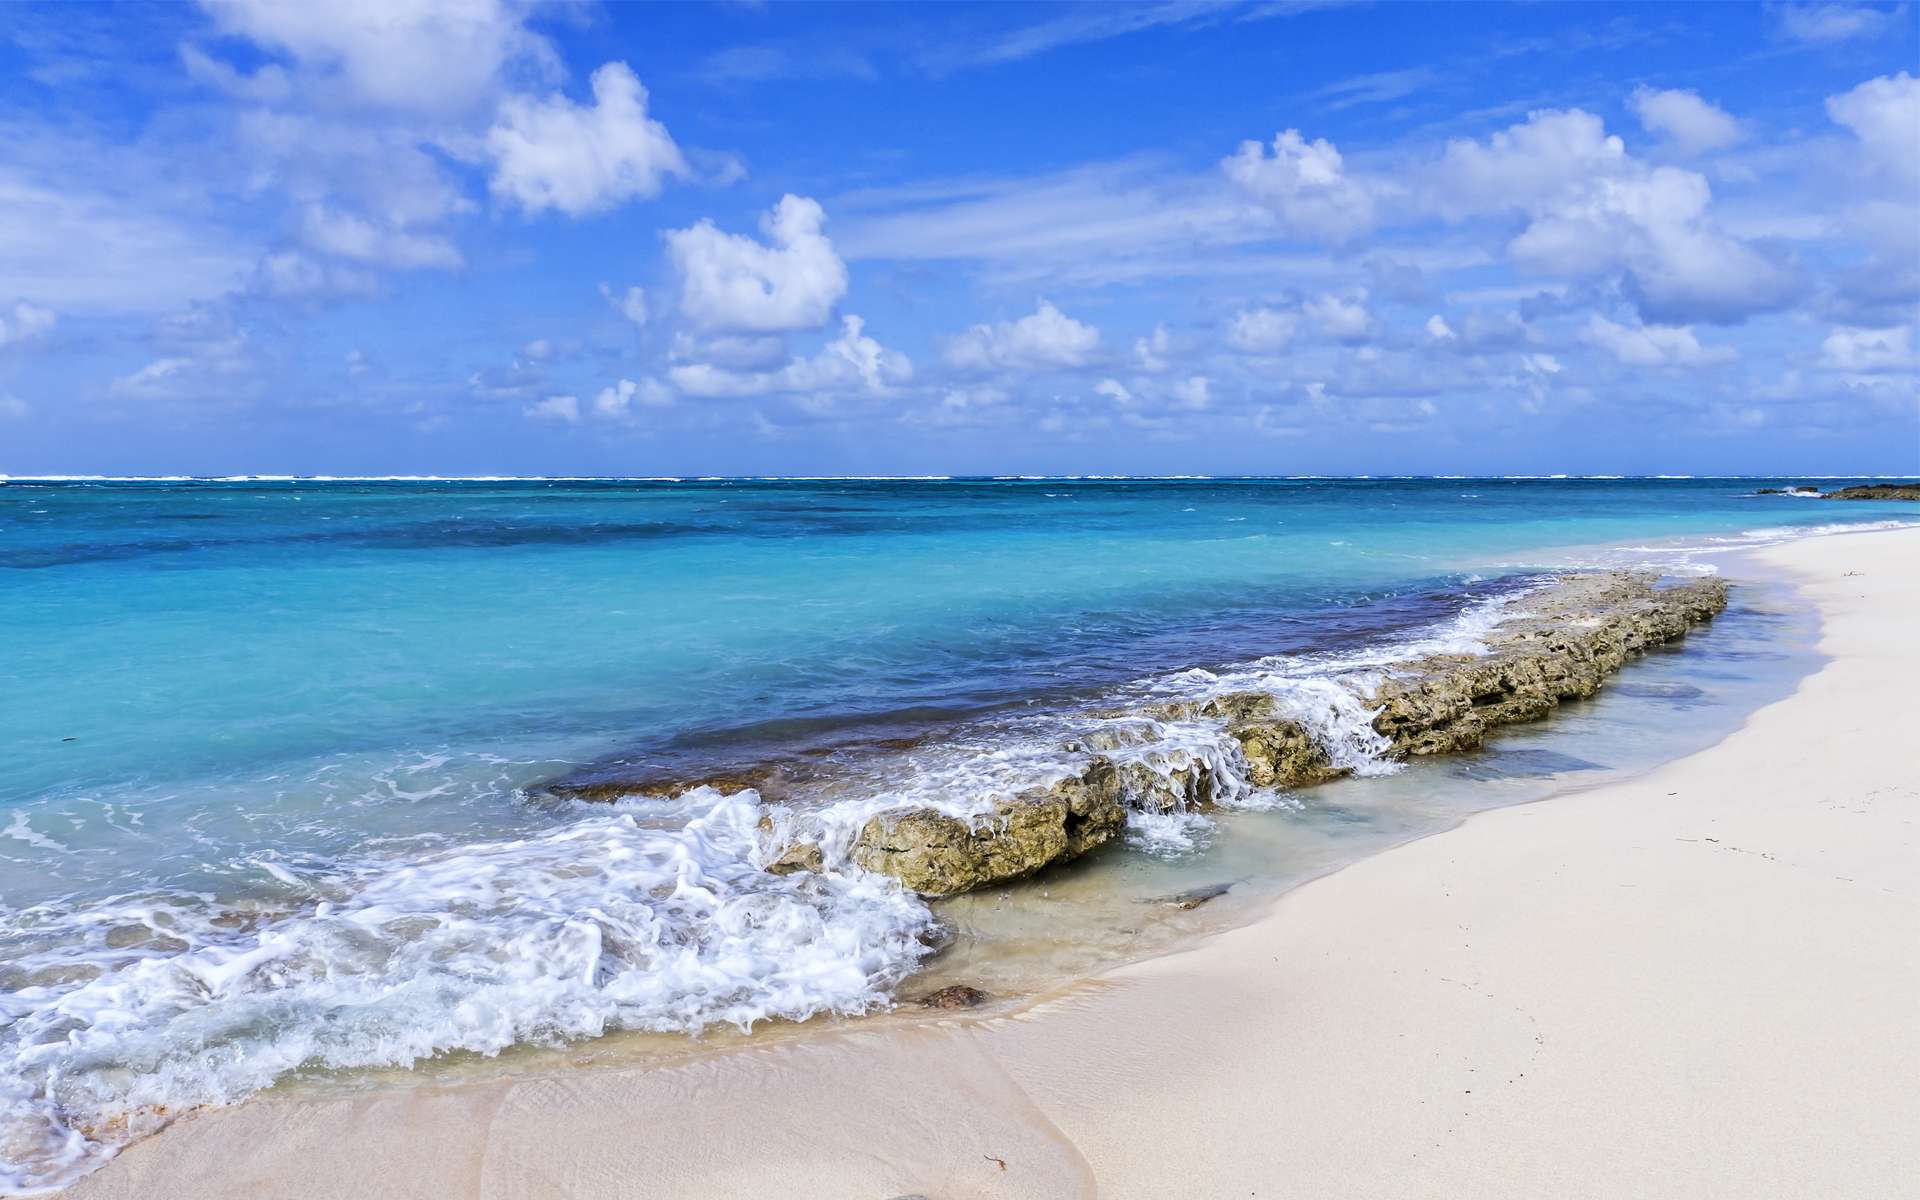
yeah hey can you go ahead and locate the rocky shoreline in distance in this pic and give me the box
[1757,483,1920,500]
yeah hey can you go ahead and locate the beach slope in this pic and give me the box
[68,527,1920,1200]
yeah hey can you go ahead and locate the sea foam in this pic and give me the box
[0,570,1695,1190]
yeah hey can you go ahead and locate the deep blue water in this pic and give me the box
[0,476,1909,1190]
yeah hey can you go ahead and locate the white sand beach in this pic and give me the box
[67,525,1920,1200]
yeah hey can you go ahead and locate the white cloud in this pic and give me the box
[666,195,848,333]
[1226,307,1297,353]
[201,0,543,114]
[669,315,910,397]
[940,386,1009,410]
[109,357,194,398]
[833,162,1255,287]
[1581,315,1738,366]
[0,301,56,347]
[1094,378,1133,402]
[593,378,673,418]
[1169,375,1212,409]
[1456,311,1537,349]
[1430,108,1628,217]
[1430,109,1798,323]
[1629,87,1742,155]
[1819,325,1918,371]
[301,204,463,270]
[524,394,580,421]
[0,175,252,314]
[253,251,379,297]
[943,301,1100,372]
[1827,73,1920,185]
[1778,3,1904,43]
[1425,314,1456,339]
[1134,324,1172,371]
[1222,129,1374,241]
[107,306,259,401]
[601,284,649,326]
[1305,291,1374,341]
[488,63,688,217]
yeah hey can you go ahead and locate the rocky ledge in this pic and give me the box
[841,571,1729,896]
[1822,484,1920,501]
[1756,483,1920,500]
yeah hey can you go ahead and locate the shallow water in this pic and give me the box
[0,477,1904,1191]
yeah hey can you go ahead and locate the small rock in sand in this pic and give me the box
[918,984,989,1009]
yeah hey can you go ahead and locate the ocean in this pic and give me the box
[0,476,1910,1192]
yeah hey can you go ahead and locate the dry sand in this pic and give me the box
[68,526,1920,1200]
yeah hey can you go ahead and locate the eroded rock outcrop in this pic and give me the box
[552,571,1731,898]
[847,758,1127,896]
[1143,692,1350,790]
[1822,484,1920,501]
[1366,573,1729,756]
[845,572,1729,895]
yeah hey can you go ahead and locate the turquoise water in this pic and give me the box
[0,476,1910,1190]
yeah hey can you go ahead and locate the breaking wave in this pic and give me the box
[0,574,1590,1192]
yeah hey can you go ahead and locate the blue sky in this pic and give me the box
[0,1,1915,477]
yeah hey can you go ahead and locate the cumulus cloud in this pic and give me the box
[252,251,379,297]
[1426,314,1456,340]
[1169,375,1212,409]
[670,315,910,397]
[1226,307,1297,353]
[1305,291,1374,342]
[488,63,688,216]
[201,0,543,114]
[0,301,56,346]
[301,204,463,269]
[1581,315,1737,366]
[1820,325,1918,371]
[1827,72,1920,185]
[524,394,579,421]
[1133,324,1172,371]
[1630,87,1743,155]
[943,301,1100,372]
[592,377,674,418]
[666,195,848,333]
[1430,108,1799,323]
[186,3,692,306]
[1223,129,1374,242]
[1455,311,1538,350]
[1094,378,1133,402]
[1777,3,1905,43]
[600,284,649,326]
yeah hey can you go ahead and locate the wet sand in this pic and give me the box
[67,526,1920,1199]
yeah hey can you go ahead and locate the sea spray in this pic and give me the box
[0,796,937,1192]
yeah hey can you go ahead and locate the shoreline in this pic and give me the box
[62,525,1920,1198]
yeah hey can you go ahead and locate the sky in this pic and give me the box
[0,1,1915,477]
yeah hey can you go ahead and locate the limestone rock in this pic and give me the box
[848,758,1127,896]
[1822,484,1920,500]
[764,842,823,876]
[1143,691,1344,789]
[1227,713,1348,787]
[1365,573,1730,756]
[918,984,989,1009]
